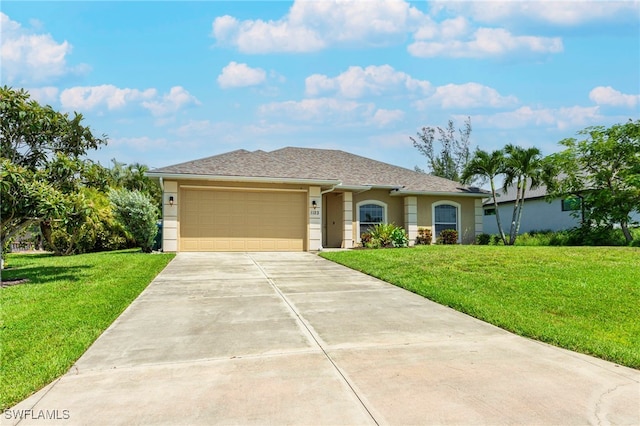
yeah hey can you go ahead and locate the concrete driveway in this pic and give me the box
[8,252,639,425]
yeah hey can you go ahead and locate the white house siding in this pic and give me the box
[483,198,580,235]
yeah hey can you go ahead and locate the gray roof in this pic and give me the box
[148,147,488,196]
[484,180,549,205]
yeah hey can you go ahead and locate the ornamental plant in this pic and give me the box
[363,223,408,249]
[437,229,458,245]
[109,188,158,253]
[415,227,433,245]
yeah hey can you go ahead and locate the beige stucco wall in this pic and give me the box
[349,192,480,245]
[162,180,483,251]
[416,196,477,244]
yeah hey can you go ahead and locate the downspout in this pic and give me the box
[159,177,164,252]
[321,184,338,195]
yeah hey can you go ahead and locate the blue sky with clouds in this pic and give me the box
[2,1,638,174]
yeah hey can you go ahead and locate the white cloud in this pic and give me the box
[259,97,403,128]
[305,65,430,98]
[372,109,405,127]
[471,105,602,130]
[408,27,562,58]
[212,0,423,53]
[589,86,640,108]
[212,0,567,59]
[217,62,267,89]
[431,1,639,27]
[59,85,199,117]
[416,82,518,109]
[0,12,87,84]
[109,136,169,152]
[259,98,371,122]
[141,86,200,117]
[26,86,59,104]
[60,85,157,111]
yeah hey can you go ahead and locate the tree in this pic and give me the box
[109,189,158,253]
[545,120,640,244]
[0,87,108,259]
[503,145,543,245]
[0,86,107,170]
[461,149,508,244]
[109,159,162,212]
[411,117,473,182]
[0,160,67,258]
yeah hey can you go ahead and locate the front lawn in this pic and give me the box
[320,246,640,369]
[0,250,175,410]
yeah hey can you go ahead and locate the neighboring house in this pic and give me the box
[483,184,640,234]
[146,147,488,252]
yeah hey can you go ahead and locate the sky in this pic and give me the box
[1,0,639,176]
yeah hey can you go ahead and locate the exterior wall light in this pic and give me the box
[312,200,317,209]
[169,196,174,206]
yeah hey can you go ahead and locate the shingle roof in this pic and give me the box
[484,180,549,205]
[148,147,488,196]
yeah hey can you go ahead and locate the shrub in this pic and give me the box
[437,229,458,245]
[360,232,373,247]
[109,188,158,253]
[390,226,409,248]
[415,228,432,245]
[476,233,491,245]
[363,223,408,249]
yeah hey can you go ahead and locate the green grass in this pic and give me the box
[320,246,640,369]
[0,249,174,410]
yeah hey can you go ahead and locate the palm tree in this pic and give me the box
[503,145,543,245]
[461,149,508,245]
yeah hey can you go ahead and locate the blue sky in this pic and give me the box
[2,1,639,174]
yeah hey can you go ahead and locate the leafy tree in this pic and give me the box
[1,87,109,259]
[411,117,473,182]
[0,160,67,260]
[109,159,162,212]
[109,189,158,253]
[0,86,107,170]
[545,120,640,244]
[503,145,543,245]
[461,149,508,245]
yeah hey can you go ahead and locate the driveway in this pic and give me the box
[8,252,639,425]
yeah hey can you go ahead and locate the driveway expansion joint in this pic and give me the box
[247,253,381,426]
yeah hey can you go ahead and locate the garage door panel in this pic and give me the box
[180,189,306,251]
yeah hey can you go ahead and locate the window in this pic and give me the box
[358,202,385,236]
[562,197,581,211]
[484,208,496,216]
[433,203,459,238]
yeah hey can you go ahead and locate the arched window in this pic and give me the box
[432,201,460,241]
[357,201,387,236]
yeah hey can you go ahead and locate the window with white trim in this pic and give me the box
[433,203,459,237]
[358,202,386,236]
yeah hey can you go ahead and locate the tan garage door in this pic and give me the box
[180,188,306,251]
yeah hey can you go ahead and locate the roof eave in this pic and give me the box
[390,189,490,198]
[145,172,341,186]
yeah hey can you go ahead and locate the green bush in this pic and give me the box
[390,226,409,248]
[43,189,131,255]
[437,229,458,244]
[476,233,491,245]
[362,223,408,249]
[360,232,373,247]
[109,188,158,253]
[415,228,432,245]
